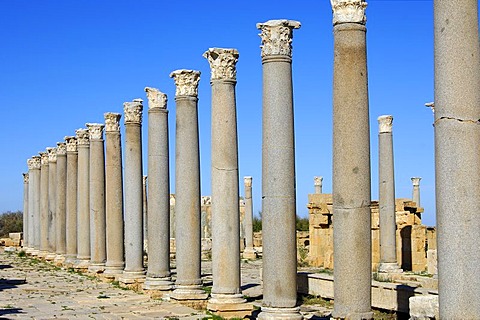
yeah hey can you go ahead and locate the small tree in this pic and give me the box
[0,211,23,237]
[296,215,309,231]
[253,211,262,232]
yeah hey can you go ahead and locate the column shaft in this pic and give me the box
[243,177,256,259]
[39,153,49,256]
[65,137,78,263]
[55,144,67,257]
[22,173,29,248]
[31,157,41,251]
[47,150,57,257]
[76,130,90,264]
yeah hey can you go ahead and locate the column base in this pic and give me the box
[242,247,258,260]
[88,263,106,274]
[207,293,253,319]
[38,250,49,259]
[53,254,65,266]
[45,252,56,261]
[331,310,374,320]
[25,247,35,255]
[103,264,125,279]
[63,255,77,268]
[378,262,403,274]
[30,249,40,256]
[143,276,174,290]
[171,285,209,301]
[73,258,90,270]
[258,306,303,320]
[118,270,146,284]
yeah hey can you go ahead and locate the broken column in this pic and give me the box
[144,87,173,290]
[331,1,373,318]
[54,142,67,263]
[170,69,207,301]
[434,0,480,317]
[378,115,401,273]
[64,136,78,265]
[103,113,125,276]
[75,128,90,269]
[22,172,29,248]
[39,151,50,258]
[87,123,106,273]
[256,19,302,320]
[46,147,57,260]
[314,176,323,194]
[119,99,146,283]
[242,176,257,260]
[411,177,421,207]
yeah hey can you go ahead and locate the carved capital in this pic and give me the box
[169,69,201,97]
[331,0,367,25]
[411,177,421,187]
[244,176,253,188]
[27,158,34,170]
[86,123,105,140]
[104,113,122,132]
[256,20,301,58]
[202,196,212,205]
[145,87,167,110]
[47,147,57,163]
[64,136,77,152]
[425,102,435,114]
[123,100,143,124]
[56,142,67,155]
[314,176,323,186]
[378,115,393,133]
[39,152,49,165]
[23,172,29,183]
[31,156,41,169]
[75,129,90,146]
[203,48,239,81]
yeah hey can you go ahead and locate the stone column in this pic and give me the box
[170,69,207,301]
[119,99,146,282]
[75,128,90,268]
[242,177,257,260]
[204,48,251,316]
[434,1,480,317]
[26,161,35,253]
[103,113,125,276]
[87,123,106,273]
[46,147,57,260]
[256,20,302,320]
[144,87,173,290]
[22,173,29,248]
[143,175,148,249]
[331,1,373,318]
[378,115,401,273]
[411,177,421,207]
[39,151,50,258]
[64,136,78,265]
[29,156,41,254]
[314,176,323,194]
[54,142,67,264]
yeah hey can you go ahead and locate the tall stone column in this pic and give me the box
[411,177,421,207]
[46,147,57,260]
[434,1,480,317]
[22,173,29,248]
[119,99,146,282]
[170,69,207,301]
[331,1,373,318]
[378,115,401,273]
[87,123,106,273]
[314,176,323,194]
[103,113,125,276]
[29,156,41,254]
[256,20,301,320]
[144,87,173,290]
[75,128,90,268]
[204,48,251,316]
[39,151,50,258]
[54,142,67,264]
[242,177,257,260]
[64,136,78,265]
[26,160,36,253]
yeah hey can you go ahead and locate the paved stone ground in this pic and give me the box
[0,248,332,319]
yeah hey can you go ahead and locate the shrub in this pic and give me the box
[0,211,23,237]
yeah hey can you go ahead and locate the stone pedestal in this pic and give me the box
[46,147,57,261]
[411,177,421,207]
[64,136,78,266]
[331,1,373,319]
[256,20,302,320]
[54,142,67,265]
[75,129,90,269]
[119,100,146,283]
[39,151,50,258]
[22,173,29,249]
[29,156,41,255]
[242,177,257,260]
[87,123,106,273]
[103,113,125,277]
[144,87,173,291]
[170,69,207,302]
[434,0,480,317]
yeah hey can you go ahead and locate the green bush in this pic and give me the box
[0,211,23,237]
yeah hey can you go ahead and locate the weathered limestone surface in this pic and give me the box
[411,177,421,207]
[314,176,323,194]
[64,136,78,265]
[54,142,67,263]
[242,177,257,260]
[22,172,29,248]
[29,156,41,253]
[409,296,439,320]
[39,151,50,258]
[46,147,57,260]
[75,129,90,268]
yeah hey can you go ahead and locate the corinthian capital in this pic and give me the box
[75,128,90,146]
[203,48,239,81]
[23,172,29,183]
[31,156,41,169]
[244,176,253,188]
[56,142,67,155]
[411,177,421,187]
[314,176,323,186]
[27,158,35,170]
[170,69,201,97]
[145,87,167,110]
[47,147,57,163]
[378,115,393,133]
[123,100,143,124]
[64,136,77,152]
[39,151,49,165]
[256,19,301,58]
[104,113,122,132]
[86,123,105,140]
[331,0,367,25]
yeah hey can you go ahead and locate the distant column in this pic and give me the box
[25,161,34,252]
[257,19,302,320]
[87,123,106,273]
[103,113,125,276]
[46,147,57,260]
[39,151,50,258]
[144,87,173,290]
[331,1,373,318]
[75,128,90,269]
[30,156,41,254]
[378,115,401,273]
[64,136,78,265]
[120,99,146,282]
[54,142,67,263]
[22,172,29,248]
[411,177,421,207]
[242,177,257,260]
[170,69,207,301]
[314,176,323,194]
[434,0,480,317]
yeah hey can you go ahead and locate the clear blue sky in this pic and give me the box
[0,1,437,226]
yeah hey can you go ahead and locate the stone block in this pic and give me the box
[409,295,439,320]
[9,233,22,240]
